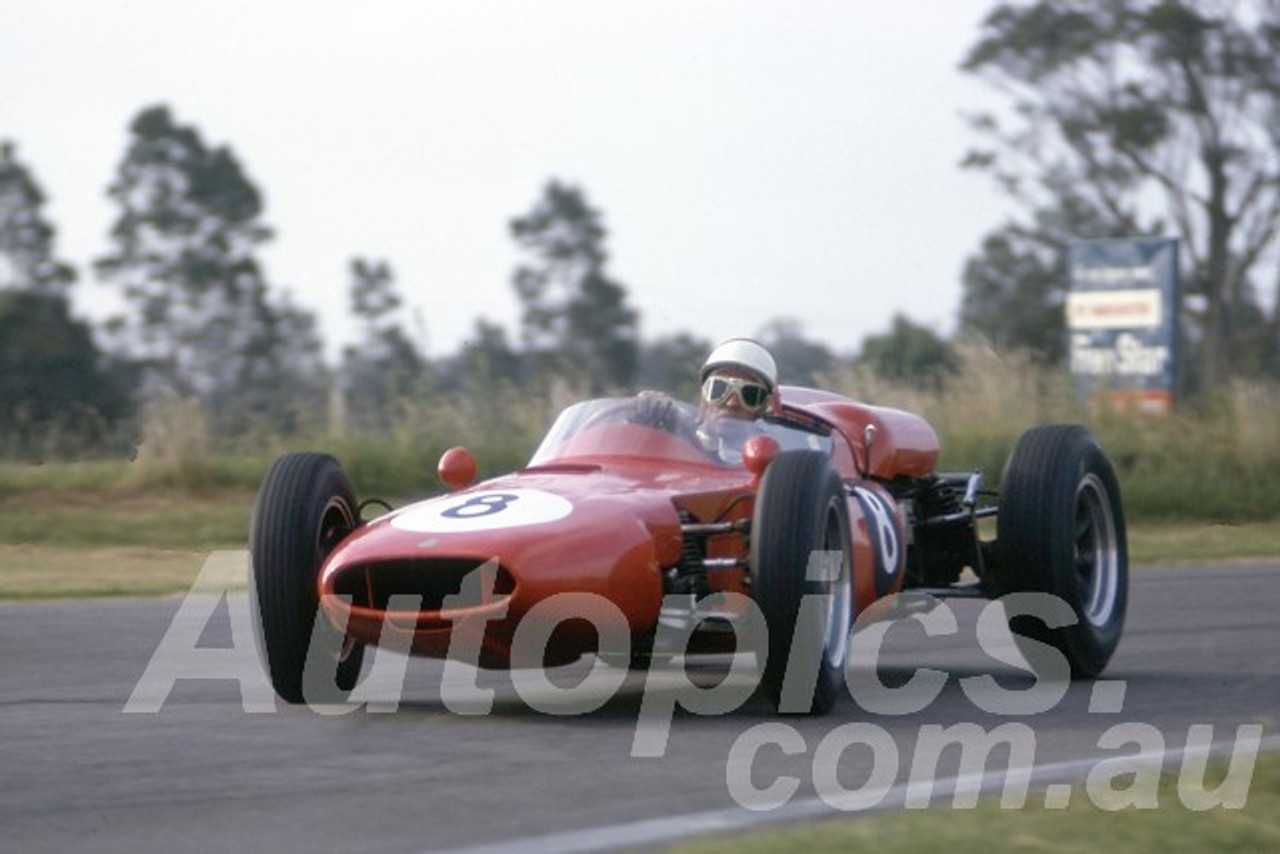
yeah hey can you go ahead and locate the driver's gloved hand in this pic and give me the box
[631,390,680,432]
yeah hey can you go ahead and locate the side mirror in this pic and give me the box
[437,446,477,490]
[742,434,781,482]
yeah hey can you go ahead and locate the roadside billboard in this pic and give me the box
[1067,238,1179,414]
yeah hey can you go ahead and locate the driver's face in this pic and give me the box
[703,367,770,419]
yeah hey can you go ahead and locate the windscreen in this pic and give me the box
[528,397,832,468]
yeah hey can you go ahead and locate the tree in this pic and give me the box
[0,291,132,458]
[962,0,1280,387]
[958,192,1116,364]
[227,290,327,435]
[350,257,401,322]
[857,313,957,387]
[341,257,428,429]
[454,318,524,392]
[96,105,324,431]
[0,141,75,296]
[636,332,711,395]
[510,180,639,392]
[960,226,1064,362]
[756,319,835,388]
[0,142,132,455]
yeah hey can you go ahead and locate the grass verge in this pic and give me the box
[1128,519,1280,565]
[660,752,1280,854]
[0,545,239,599]
[0,512,1275,599]
[0,489,255,550]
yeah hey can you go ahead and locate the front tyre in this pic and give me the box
[751,450,853,715]
[249,453,365,704]
[995,425,1128,678]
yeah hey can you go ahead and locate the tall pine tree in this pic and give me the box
[511,180,639,393]
[341,257,428,430]
[0,141,75,296]
[0,141,131,456]
[96,105,324,432]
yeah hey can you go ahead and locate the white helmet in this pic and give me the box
[701,338,778,390]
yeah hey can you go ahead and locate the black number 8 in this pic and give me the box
[441,493,519,519]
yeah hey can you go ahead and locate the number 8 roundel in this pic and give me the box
[851,485,905,597]
[391,488,574,533]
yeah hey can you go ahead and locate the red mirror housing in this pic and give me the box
[742,434,780,482]
[437,446,477,490]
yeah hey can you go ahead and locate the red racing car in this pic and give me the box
[250,387,1127,714]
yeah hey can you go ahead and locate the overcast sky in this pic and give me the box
[3,0,1013,359]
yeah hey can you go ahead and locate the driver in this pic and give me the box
[629,337,779,463]
[698,337,777,420]
[695,338,778,463]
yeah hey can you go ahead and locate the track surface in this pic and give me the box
[3,564,1277,852]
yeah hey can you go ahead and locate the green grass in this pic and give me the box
[0,459,140,493]
[660,753,1280,854]
[831,347,1280,522]
[0,545,230,599]
[0,487,255,598]
[6,349,1280,519]
[2,352,1279,599]
[0,489,255,549]
[0,485,1273,599]
[1129,520,1280,565]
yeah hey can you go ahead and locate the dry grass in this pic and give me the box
[827,343,1280,520]
[662,752,1280,854]
[0,545,245,599]
[3,349,1280,519]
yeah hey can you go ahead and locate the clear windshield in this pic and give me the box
[528,397,832,468]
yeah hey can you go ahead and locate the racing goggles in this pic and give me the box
[702,375,771,411]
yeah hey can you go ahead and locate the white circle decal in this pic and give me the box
[390,488,573,533]
[853,486,901,577]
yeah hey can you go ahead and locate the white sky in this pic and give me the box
[2,0,1013,359]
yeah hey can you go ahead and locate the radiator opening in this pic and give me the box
[334,558,514,612]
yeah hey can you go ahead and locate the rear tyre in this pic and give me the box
[995,425,1127,678]
[751,450,853,715]
[249,452,365,704]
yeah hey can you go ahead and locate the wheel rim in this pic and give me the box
[821,498,853,667]
[317,496,358,664]
[1075,474,1119,627]
[317,496,354,558]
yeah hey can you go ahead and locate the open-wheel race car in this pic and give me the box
[249,386,1127,715]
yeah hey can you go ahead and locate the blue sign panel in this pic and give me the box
[1067,238,1179,413]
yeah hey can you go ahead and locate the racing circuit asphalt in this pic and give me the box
[3,563,1278,853]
